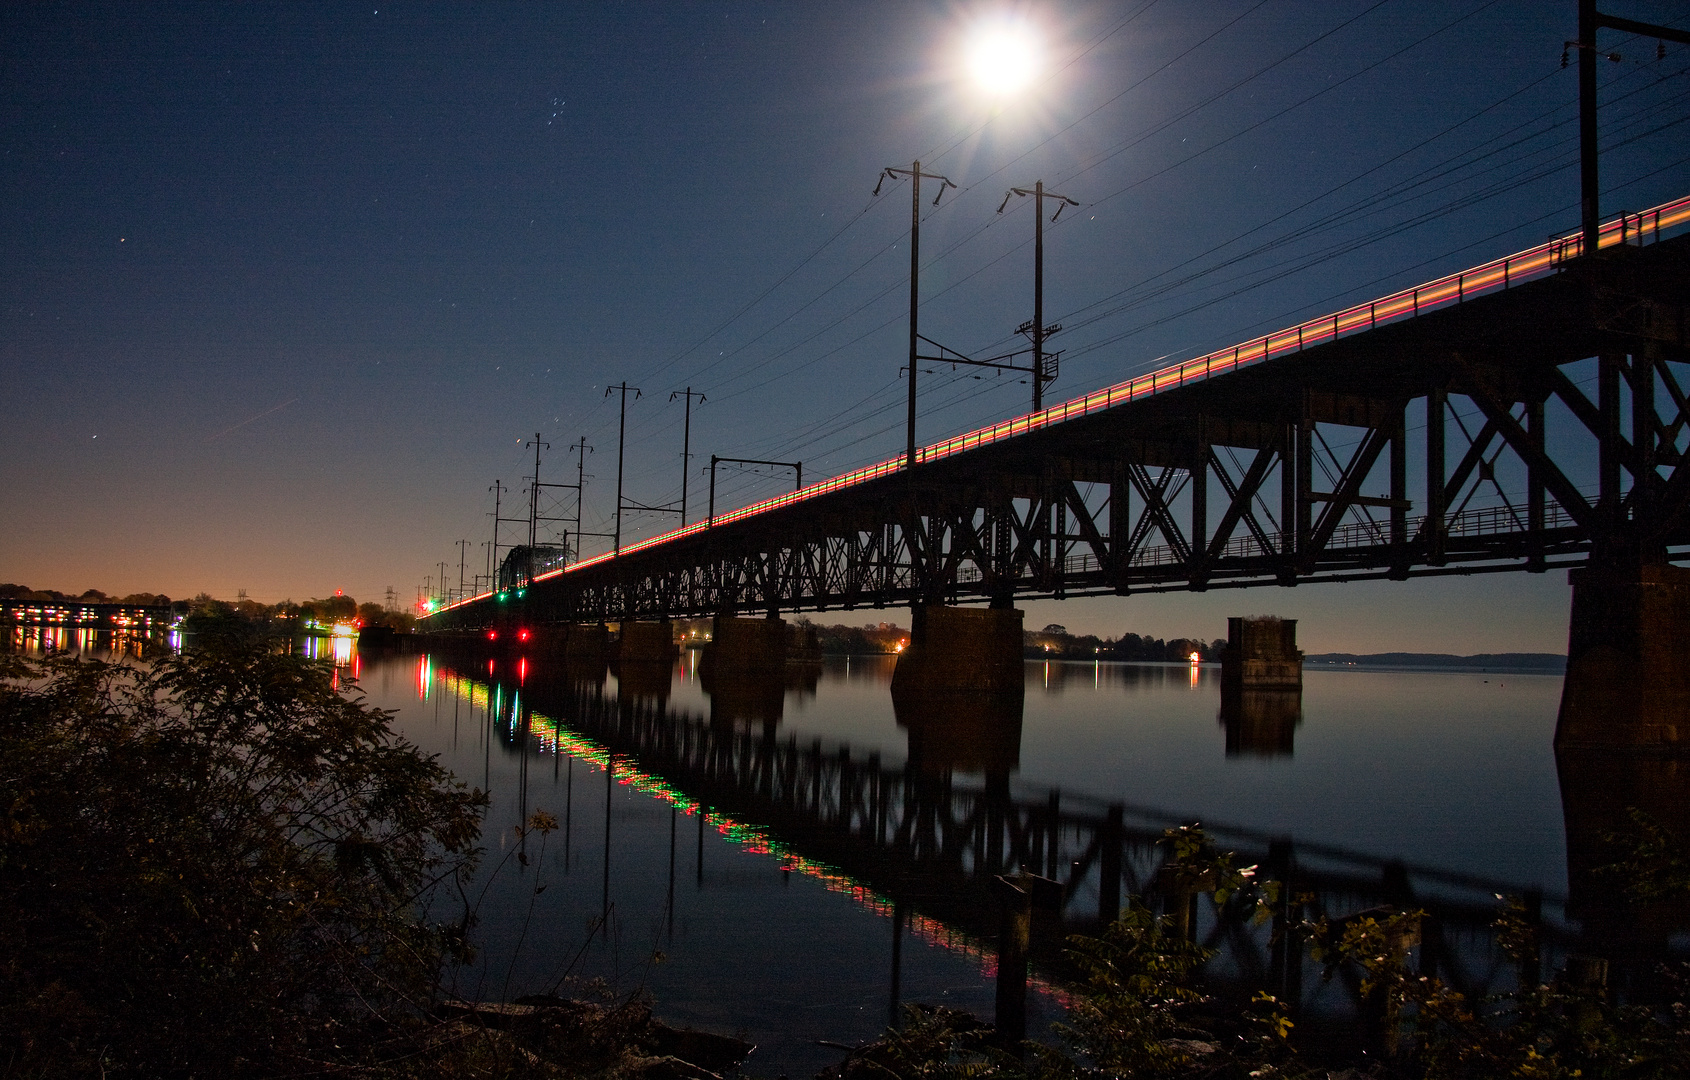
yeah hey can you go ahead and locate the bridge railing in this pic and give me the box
[424,195,1690,622]
[955,501,1580,583]
[920,196,1690,462]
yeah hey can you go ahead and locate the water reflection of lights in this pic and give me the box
[415,655,433,700]
[418,660,1071,1008]
[11,625,170,659]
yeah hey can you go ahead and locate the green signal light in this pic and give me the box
[516,589,526,598]
[497,592,508,602]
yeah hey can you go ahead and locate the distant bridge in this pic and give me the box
[423,197,1690,629]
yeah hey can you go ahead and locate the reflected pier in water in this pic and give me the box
[452,654,1604,1019]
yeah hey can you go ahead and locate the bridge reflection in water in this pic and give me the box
[417,649,1690,1030]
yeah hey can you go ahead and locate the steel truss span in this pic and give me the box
[426,198,1690,628]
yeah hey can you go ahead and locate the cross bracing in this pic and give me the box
[425,198,1690,629]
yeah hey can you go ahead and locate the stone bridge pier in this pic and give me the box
[1552,557,1690,985]
[1556,561,1690,751]
[890,604,1024,695]
[1219,617,1303,756]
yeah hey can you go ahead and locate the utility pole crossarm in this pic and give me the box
[707,455,802,527]
[1576,4,1690,258]
[569,436,593,566]
[874,161,956,471]
[605,383,643,556]
[621,499,684,515]
[670,387,706,527]
[914,333,1054,377]
[1000,181,1080,411]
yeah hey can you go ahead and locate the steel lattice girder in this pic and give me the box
[422,240,1690,630]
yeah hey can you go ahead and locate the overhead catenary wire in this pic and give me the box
[489,7,1690,559]
[571,2,1435,458]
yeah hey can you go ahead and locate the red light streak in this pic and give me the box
[420,194,1690,623]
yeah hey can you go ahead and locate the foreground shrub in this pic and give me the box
[0,618,486,1077]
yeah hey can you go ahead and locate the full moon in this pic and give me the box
[965,22,1039,98]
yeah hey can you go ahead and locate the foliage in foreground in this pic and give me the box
[841,823,1690,1080]
[0,617,486,1077]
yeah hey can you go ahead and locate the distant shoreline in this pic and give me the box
[1304,651,1566,673]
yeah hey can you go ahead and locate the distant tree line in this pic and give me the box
[1026,623,1226,662]
[193,593,415,633]
[798,617,1226,662]
[807,620,913,655]
[0,584,414,632]
[0,584,175,606]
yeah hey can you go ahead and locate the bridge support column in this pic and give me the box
[1555,561,1690,978]
[700,616,788,727]
[618,620,678,664]
[1220,616,1302,693]
[891,605,1024,694]
[565,623,610,665]
[1556,562,1690,750]
[1220,618,1302,757]
[707,616,787,673]
[892,606,1026,794]
[615,621,676,701]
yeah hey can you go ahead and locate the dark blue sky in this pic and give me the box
[4,1,1687,650]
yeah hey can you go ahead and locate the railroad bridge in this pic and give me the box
[424,198,1690,749]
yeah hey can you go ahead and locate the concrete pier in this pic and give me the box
[565,623,610,665]
[786,621,822,663]
[1556,562,1690,750]
[705,615,787,674]
[698,616,789,727]
[618,620,679,664]
[890,605,1024,695]
[1220,616,1302,693]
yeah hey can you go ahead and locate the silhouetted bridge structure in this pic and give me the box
[473,663,1582,1013]
[426,200,1690,628]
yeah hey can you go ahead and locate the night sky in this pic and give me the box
[4,1,1687,652]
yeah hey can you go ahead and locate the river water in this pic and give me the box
[332,643,1574,1076]
[7,627,1607,1073]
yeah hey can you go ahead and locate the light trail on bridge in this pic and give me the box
[429,193,1690,618]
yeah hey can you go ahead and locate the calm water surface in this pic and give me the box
[340,646,1568,1076]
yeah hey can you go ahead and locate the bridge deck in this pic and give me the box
[426,195,1690,626]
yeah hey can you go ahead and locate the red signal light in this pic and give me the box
[487,630,498,640]
[519,629,530,641]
